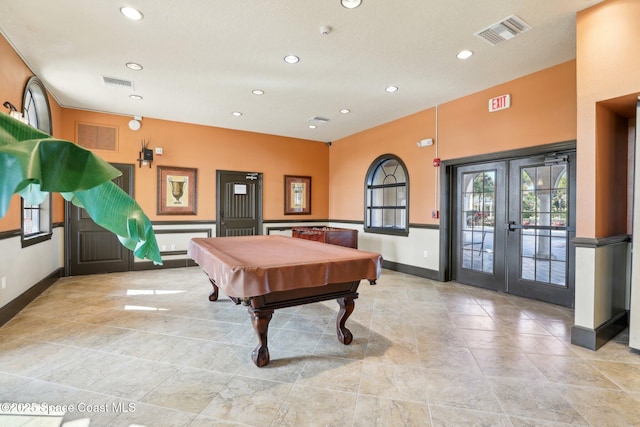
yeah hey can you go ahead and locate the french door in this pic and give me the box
[452,152,575,307]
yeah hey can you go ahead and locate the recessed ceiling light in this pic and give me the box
[309,125,317,129]
[120,6,143,21]
[341,0,362,9]
[456,49,473,60]
[339,109,351,114]
[252,89,264,95]
[284,55,299,64]
[129,94,143,100]
[126,62,143,71]
[385,86,398,93]
[232,111,243,117]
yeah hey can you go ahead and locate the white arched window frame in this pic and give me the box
[21,77,53,248]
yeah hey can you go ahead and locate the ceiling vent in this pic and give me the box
[102,76,134,89]
[308,116,330,125]
[474,15,531,46]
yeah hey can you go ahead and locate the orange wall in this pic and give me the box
[330,61,577,224]
[59,110,329,222]
[577,0,640,238]
[329,109,436,223]
[595,103,629,236]
[438,61,576,160]
[0,34,63,232]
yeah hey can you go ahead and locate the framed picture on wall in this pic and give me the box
[157,166,197,215]
[284,175,311,215]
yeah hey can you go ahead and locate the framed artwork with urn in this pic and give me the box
[157,166,197,215]
[284,175,311,215]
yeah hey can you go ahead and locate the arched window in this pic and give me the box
[21,77,52,247]
[364,154,409,235]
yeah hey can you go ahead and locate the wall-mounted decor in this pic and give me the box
[157,166,197,215]
[284,175,311,215]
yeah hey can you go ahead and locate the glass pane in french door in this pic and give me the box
[518,163,568,286]
[461,171,496,274]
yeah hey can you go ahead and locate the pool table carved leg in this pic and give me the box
[249,308,273,367]
[336,296,355,345]
[208,278,219,301]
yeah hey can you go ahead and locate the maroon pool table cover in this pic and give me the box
[188,235,382,298]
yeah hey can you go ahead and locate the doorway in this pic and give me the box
[216,170,263,237]
[449,149,576,307]
[66,163,133,275]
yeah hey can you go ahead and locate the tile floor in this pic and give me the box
[0,267,639,426]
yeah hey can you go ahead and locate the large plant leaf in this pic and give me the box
[0,112,162,265]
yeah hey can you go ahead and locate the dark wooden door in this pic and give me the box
[66,163,133,275]
[216,170,262,237]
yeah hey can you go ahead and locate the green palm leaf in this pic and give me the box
[0,112,162,265]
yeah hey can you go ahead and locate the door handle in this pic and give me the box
[507,221,522,232]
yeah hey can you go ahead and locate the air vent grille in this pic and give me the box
[309,116,330,124]
[474,15,531,46]
[102,76,134,89]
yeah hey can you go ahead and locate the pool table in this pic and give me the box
[187,235,382,367]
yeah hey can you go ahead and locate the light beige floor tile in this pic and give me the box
[272,384,357,427]
[200,375,291,425]
[562,385,640,427]
[360,361,427,402]
[2,267,639,426]
[296,356,363,392]
[140,366,232,413]
[109,401,197,427]
[180,340,253,374]
[488,378,587,424]
[88,358,180,400]
[527,354,621,389]
[509,416,590,427]
[453,314,500,331]
[269,328,323,354]
[588,359,640,392]
[420,345,481,373]
[280,313,331,334]
[312,332,368,360]
[365,335,421,366]
[353,395,431,427]
[458,328,519,350]
[511,334,577,356]
[424,370,502,412]
[471,348,546,380]
[430,405,511,427]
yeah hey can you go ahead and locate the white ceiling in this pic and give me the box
[0,0,602,142]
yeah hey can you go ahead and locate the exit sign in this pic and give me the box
[488,94,511,112]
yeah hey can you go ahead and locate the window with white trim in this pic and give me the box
[21,77,53,248]
[364,154,409,235]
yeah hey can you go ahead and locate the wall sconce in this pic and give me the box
[3,101,28,123]
[138,139,153,168]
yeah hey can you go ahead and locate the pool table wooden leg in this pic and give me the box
[249,308,273,367]
[336,296,355,345]
[208,277,219,301]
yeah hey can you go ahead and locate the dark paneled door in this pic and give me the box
[216,170,263,237]
[66,163,133,275]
